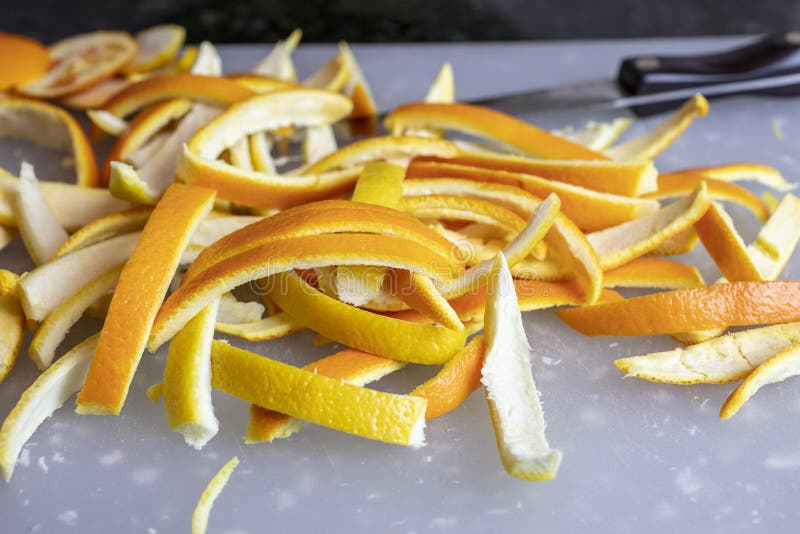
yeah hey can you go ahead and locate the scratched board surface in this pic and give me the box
[2,38,800,533]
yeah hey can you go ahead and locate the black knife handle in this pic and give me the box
[617,32,800,116]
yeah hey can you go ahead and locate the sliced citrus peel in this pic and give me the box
[53,207,152,259]
[406,160,659,232]
[246,348,405,444]
[385,102,607,160]
[606,94,708,160]
[164,299,219,449]
[192,456,239,534]
[415,152,658,197]
[553,118,631,151]
[749,193,800,280]
[211,340,427,446]
[0,270,24,384]
[339,42,377,118]
[18,31,136,98]
[695,201,763,281]
[216,313,304,342]
[720,344,800,419]
[0,98,99,187]
[15,163,69,265]
[614,322,800,384]
[265,271,466,364]
[125,24,186,74]
[59,77,132,110]
[559,281,800,337]
[587,182,710,270]
[482,253,561,481]
[603,257,704,289]
[0,334,98,482]
[678,162,795,192]
[0,32,50,90]
[76,184,216,416]
[251,29,302,80]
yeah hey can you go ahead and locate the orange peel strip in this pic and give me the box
[606,94,708,160]
[210,340,427,446]
[587,183,710,270]
[406,160,659,231]
[646,171,769,221]
[265,271,466,364]
[388,269,463,330]
[59,78,132,110]
[245,348,404,444]
[749,193,800,279]
[251,29,302,81]
[102,73,256,119]
[410,336,485,419]
[558,281,800,337]
[385,103,608,160]
[192,456,239,534]
[215,313,304,342]
[695,201,764,281]
[678,162,795,192]
[416,152,658,197]
[400,194,527,235]
[0,270,23,384]
[649,229,700,256]
[603,257,704,289]
[151,232,460,352]
[53,207,152,259]
[0,98,99,187]
[340,42,377,118]
[76,184,216,415]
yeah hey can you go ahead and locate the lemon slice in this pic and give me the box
[0,270,23,384]
[125,24,186,74]
[720,344,800,419]
[615,322,800,384]
[192,456,239,534]
[211,340,427,446]
[0,334,98,482]
[165,299,219,449]
[15,163,69,264]
[482,253,561,481]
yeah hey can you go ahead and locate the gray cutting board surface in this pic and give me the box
[2,37,800,533]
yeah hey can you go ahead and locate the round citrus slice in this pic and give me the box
[0,32,50,91]
[246,348,404,444]
[0,270,24,385]
[481,253,561,481]
[76,184,216,416]
[164,299,219,449]
[614,322,800,384]
[410,336,485,419]
[192,456,239,534]
[415,152,658,197]
[102,73,255,119]
[603,257,704,289]
[606,94,708,160]
[720,343,800,420]
[0,334,98,482]
[558,281,800,336]
[210,340,427,446]
[125,24,186,74]
[18,31,136,98]
[15,163,69,265]
[0,98,99,187]
[385,103,607,160]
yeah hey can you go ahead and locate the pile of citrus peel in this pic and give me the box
[1,25,800,530]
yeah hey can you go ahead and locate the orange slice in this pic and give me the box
[102,73,255,119]
[416,152,658,197]
[720,344,800,419]
[645,171,768,221]
[481,253,561,481]
[0,270,24,384]
[304,136,459,175]
[695,201,764,281]
[606,94,708,160]
[151,233,460,352]
[586,183,710,270]
[603,257,704,289]
[246,348,404,444]
[0,98,99,187]
[210,340,427,446]
[406,160,659,231]
[76,184,216,415]
[0,32,50,90]
[615,322,800,384]
[18,31,136,98]
[410,336,485,419]
[264,271,466,364]
[385,103,607,160]
[558,281,800,336]
[125,24,186,74]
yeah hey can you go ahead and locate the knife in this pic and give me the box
[473,32,800,117]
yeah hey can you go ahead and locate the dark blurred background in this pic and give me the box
[6,0,800,42]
